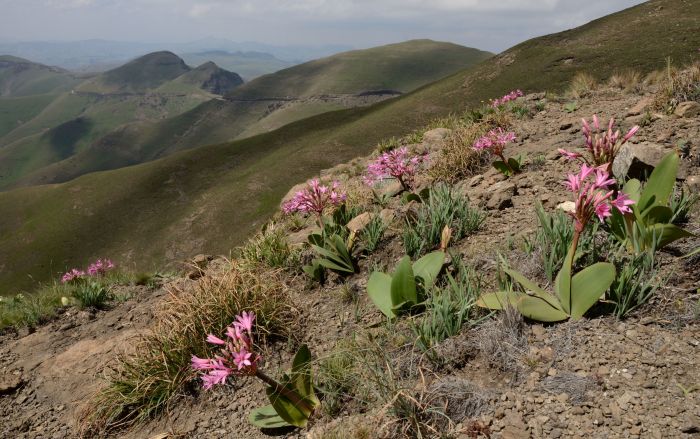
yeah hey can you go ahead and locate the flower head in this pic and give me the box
[364,147,423,190]
[86,259,115,277]
[282,179,346,218]
[61,268,85,284]
[473,128,516,158]
[565,164,635,232]
[490,90,524,108]
[192,312,262,390]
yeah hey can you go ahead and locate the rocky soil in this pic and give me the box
[1,83,699,439]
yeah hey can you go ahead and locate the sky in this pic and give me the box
[0,0,646,53]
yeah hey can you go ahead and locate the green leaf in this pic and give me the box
[476,291,520,310]
[391,256,417,307]
[508,157,522,172]
[651,223,694,249]
[555,243,576,314]
[315,258,353,273]
[569,262,615,320]
[367,272,395,318]
[516,295,569,322]
[504,268,563,311]
[638,152,679,211]
[331,235,352,266]
[403,192,422,204]
[266,383,311,428]
[290,345,318,405]
[492,160,512,176]
[249,405,291,429]
[412,251,444,287]
[622,179,642,203]
[643,205,673,225]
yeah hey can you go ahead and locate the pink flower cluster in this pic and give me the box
[61,269,85,283]
[490,90,524,108]
[565,164,635,232]
[473,128,517,158]
[87,259,115,276]
[60,258,115,283]
[191,311,260,390]
[282,179,346,217]
[559,115,639,168]
[364,147,423,190]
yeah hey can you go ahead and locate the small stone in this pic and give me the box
[674,101,700,118]
[0,374,24,395]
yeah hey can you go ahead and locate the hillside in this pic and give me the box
[0,0,699,291]
[0,56,245,190]
[180,50,293,80]
[76,51,191,94]
[0,55,81,97]
[4,40,491,190]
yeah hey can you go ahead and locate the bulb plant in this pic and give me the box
[558,115,639,173]
[490,89,524,108]
[61,258,116,309]
[282,178,346,229]
[473,127,522,176]
[192,311,319,429]
[478,164,634,322]
[364,146,424,192]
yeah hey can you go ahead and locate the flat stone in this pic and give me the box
[674,101,700,118]
[626,97,653,117]
[346,212,372,233]
[612,142,674,181]
[556,201,576,213]
[0,374,24,395]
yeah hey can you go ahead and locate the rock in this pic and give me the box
[375,179,403,198]
[546,149,561,161]
[379,208,395,225]
[0,374,24,395]
[560,122,573,131]
[674,101,700,118]
[556,201,576,214]
[346,212,372,233]
[422,128,452,144]
[686,175,700,194]
[612,142,673,181]
[626,97,653,117]
[486,181,516,210]
[286,226,317,246]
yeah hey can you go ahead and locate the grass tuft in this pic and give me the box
[568,72,598,99]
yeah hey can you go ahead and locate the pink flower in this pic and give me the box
[86,259,115,277]
[558,148,583,160]
[206,334,226,345]
[234,311,255,334]
[191,355,213,370]
[472,128,516,157]
[282,179,346,218]
[593,169,616,189]
[232,347,253,370]
[611,192,635,215]
[490,90,524,108]
[579,115,639,167]
[201,368,231,390]
[365,147,424,190]
[61,268,85,284]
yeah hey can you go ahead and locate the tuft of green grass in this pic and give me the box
[568,72,598,98]
[360,214,388,253]
[670,186,699,224]
[81,263,298,435]
[72,281,111,310]
[238,223,301,270]
[608,249,660,318]
[403,184,485,257]
[0,283,70,329]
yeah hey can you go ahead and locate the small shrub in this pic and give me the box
[403,184,485,257]
[653,61,700,113]
[73,281,111,310]
[568,72,598,98]
[402,131,424,144]
[82,264,297,435]
[608,70,643,93]
[428,124,486,183]
[511,104,531,119]
[239,224,300,270]
[608,250,660,318]
[376,136,401,153]
[534,100,547,112]
[564,101,579,113]
[360,214,387,253]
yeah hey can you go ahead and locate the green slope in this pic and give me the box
[0,55,81,97]
[1,0,698,292]
[7,40,491,189]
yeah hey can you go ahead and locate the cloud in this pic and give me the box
[45,0,95,8]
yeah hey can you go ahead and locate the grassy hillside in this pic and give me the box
[1,0,699,292]
[157,61,243,95]
[0,56,81,97]
[4,40,490,189]
[180,51,293,80]
[227,39,492,98]
[76,51,191,94]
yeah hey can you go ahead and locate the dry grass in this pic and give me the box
[428,112,510,183]
[568,72,598,99]
[608,69,643,94]
[653,62,700,113]
[475,306,528,376]
[79,262,298,436]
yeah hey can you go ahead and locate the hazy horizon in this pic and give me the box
[1,0,645,54]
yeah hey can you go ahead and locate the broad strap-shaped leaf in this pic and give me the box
[391,256,417,308]
[266,382,312,428]
[412,251,445,287]
[638,152,679,212]
[290,345,318,405]
[651,223,694,249]
[476,291,520,310]
[367,272,395,318]
[508,157,522,172]
[315,257,353,273]
[249,405,291,429]
[331,235,353,268]
[608,208,628,243]
[622,179,642,204]
[643,205,673,225]
[516,295,569,322]
[492,160,513,176]
[569,262,615,320]
[504,268,563,311]
[555,242,576,314]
